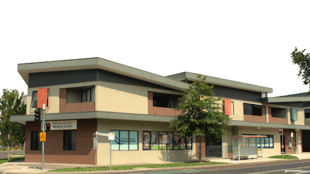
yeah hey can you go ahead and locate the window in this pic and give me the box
[81,87,94,102]
[31,91,37,108]
[244,103,262,116]
[231,101,234,115]
[152,92,182,108]
[243,134,274,148]
[111,130,138,151]
[30,131,41,151]
[143,131,192,150]
[305,109,310,118]
[63,130,76,151]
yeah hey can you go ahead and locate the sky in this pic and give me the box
[0,0,310,97]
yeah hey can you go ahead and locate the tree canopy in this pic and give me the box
[0,89,26,156]
[291,47,310,86]
[170,74,230,162]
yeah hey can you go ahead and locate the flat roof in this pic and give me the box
[18,57,189,92]
[166,72,273,93]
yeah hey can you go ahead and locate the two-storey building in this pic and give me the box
[11,57,310,165]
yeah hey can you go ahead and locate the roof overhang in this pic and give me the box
[166,72,273,93]
[18,57,189,91]
[263,96,310,103]
[11,111,310,130]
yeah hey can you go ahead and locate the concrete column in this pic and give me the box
[266,106,269,123]
[287,108,291,124]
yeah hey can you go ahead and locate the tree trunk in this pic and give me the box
[199,136,202,162]
[7,139,10,160]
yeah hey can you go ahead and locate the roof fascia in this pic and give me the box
[18,57,189,91]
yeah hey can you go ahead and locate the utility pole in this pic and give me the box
[42,104,46,170]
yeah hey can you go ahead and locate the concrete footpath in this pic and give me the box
[1,153,310,174]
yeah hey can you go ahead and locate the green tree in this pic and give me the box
[291,47,310,86]
[0,89,26,160]
[170,74,230,162]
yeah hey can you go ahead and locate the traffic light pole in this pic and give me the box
[42,104,46,170]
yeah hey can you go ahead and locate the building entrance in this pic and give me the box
[206,137,222,157]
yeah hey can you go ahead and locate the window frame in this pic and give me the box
[81,87,94,103]
[30,131,41,151]
[111,130,139,151]
[63,130,76,151]
[231,101,234,115]
[242,134,274,148]
[31,91,38,108]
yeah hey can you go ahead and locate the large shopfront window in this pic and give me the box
[30,131,41,151]
[243,134,274,148]
[111,130,138,151]
[143,131,192,150]
[63,130,76,151]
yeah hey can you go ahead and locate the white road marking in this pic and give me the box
[285,170,310,173]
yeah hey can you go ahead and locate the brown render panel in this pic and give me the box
[283,129,296,154]
[59,88,95,113]
[25,119,97,164]
[148,92,182,117]
[268,107,288,124]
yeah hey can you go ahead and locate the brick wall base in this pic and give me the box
[25,119,97,164]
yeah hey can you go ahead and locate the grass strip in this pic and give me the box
[49,162,227,172]
[0,157,25,165]
[268,155,298,159]
[13,153,24,155]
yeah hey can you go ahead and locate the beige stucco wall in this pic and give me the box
[27,86,60,115]
[95,81,183,114]
[97,119,195,166]
[26,81,183,115]
[222,127,232,158]
[294,108,305,125]
[229,99,246,121]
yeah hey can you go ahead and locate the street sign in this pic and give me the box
[108,133,115,140]
[93,138,98,149]
[279,129,283,135]
[40,132,46,142]
[163,135,167,144]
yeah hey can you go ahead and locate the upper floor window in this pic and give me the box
[152,92,182,108]
[81,88,93,102]
[305,109,310,118]
[231,101,234,115]
[66,86,95,103]
[244,103,262,116]
[31,91,37,108]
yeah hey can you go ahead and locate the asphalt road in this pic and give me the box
[0,150,23,160]
[111,160,310,174]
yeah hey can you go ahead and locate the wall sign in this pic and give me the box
[42,120,77,130]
